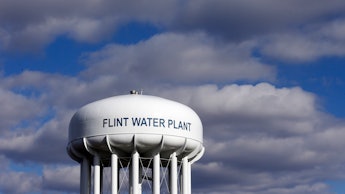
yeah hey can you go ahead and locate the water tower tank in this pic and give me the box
[67,92,204,194]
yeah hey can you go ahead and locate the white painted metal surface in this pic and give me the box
[111,154,118,194]
[170,152,177,194]
[153,153,160,194]
[67,93,204,194]
[80,158,91,194]
[131,151,140,194]
[93,155,101,194]
[182,157,190,194]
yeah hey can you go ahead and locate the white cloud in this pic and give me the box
[2,0,345,53]
[172,0,345,40]
[43,165,79,192]
[1,70,116,109]
[192,161,334,194]
[154,83,345,193]
[259,32,345,63]
[318,19,345,41]
[67,17,117,43]
[0,16,120,51]
[82,32,275,84]
[257,18,345,63]
[0,116,72,164]
[0,87,45,135]
[0,171,41,194]
[157,83,319,138]
[0,0,177,51]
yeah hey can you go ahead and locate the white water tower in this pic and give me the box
[67,92,204,194]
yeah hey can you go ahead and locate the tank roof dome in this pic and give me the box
[67,94,204,161]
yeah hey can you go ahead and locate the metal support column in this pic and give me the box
[182,157,191,194]
[80,157,91,194]
[112,154,118,194]
[187,161,192,193]
[131,151,140,194]
[170,152,177,194]
[153,153,160,194]
[94,155,101,194]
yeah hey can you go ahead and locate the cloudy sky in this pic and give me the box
[1,0,345,193]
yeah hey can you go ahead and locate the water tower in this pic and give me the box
[67,91,204,194]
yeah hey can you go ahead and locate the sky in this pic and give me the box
[1,0,345,193]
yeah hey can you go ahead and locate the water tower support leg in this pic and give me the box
[131,151,140,194]
[111,154,118,194]
[187,161,191,193]
[153,153,160,194]
[94,155,101,194]
[182,157,190,194]
[170,152,178,194]
[80,157,91,194]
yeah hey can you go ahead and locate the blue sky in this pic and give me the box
[1,0,345,193]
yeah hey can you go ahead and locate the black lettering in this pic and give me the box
[132,117,141,126]
[141,118,147,126]
[116,118,122,126]
[109,119,114,127]
[147,117,152,126]
[123,117,129,126]
[160,118,165,127]
[153,118,159,127]
[186,122,191,131]
[182,122,191,131]
[168,119,173,128]
[103,118,108,128]
[177,121,183,129]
